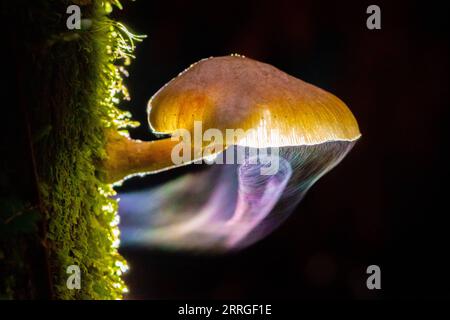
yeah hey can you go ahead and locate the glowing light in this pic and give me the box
[112,238,120,249]
[102,202,115,214]
[110,215,120,227]
[115,260,129,273]
[118,142,356,252]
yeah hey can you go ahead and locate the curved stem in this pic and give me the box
[101,131,180,183]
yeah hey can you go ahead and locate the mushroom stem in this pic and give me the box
[101,131,179,183]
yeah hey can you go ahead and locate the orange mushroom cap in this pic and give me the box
[148,55,360,148]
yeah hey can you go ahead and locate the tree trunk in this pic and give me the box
[1,0,138,299]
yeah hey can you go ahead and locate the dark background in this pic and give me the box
[112,0,449,299]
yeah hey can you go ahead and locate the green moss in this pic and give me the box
[42,1,144,299]
[0,0,143,299]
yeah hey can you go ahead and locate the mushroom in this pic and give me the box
[102,55,361,251]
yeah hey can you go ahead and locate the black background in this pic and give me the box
[112,0,449,299]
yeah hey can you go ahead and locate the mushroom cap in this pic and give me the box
[148,55,360,148]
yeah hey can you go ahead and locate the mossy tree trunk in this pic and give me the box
[1,0,140,299]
